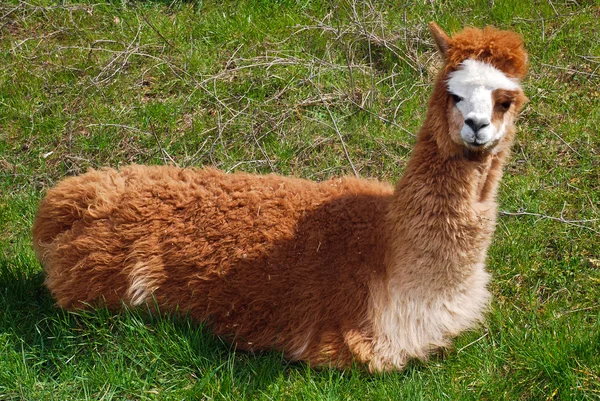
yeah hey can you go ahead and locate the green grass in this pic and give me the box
[1,0,599,399]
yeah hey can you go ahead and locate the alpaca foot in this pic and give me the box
[367,353,408,373]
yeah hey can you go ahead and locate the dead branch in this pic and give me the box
[501,209,600,234]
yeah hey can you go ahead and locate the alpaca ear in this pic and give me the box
[429,22,451,58]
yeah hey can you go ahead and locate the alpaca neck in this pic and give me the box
[384,101,513,287]
[401,123,511,209]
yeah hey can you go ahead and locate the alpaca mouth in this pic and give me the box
[462,136,486,148]
[466,136,502,151]
[463,137,491,151]
[463,129,496,149]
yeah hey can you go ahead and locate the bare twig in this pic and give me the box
[317,90,359,177]
[501,209,600,234]
[198,52,374,86]
[556,304,599,318]
[541,63,599,79]
[149,122,178,167]
[207,102,252,166]
[226,160,270,173]
[456,331,489,354]
[138,9,177,49]
[90,16,143,86]
[549,129,582,157]
[181,131,215,168]
[289,1,419,73]
[251,125,276,173]
[347,95,415,136]
[85,123,152,135]
[546,0,559,16]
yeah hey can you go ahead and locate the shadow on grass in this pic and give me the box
[0,255,301,397]
[0,255,426,389]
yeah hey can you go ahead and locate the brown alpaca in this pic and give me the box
[32,23,528,371]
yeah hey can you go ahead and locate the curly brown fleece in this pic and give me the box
[34,167,391,366]
[32,22,528,371]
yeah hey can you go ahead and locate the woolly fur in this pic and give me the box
[33,23,528,372]
[444,25,528,79]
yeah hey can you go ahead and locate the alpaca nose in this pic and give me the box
[464,118,489,133]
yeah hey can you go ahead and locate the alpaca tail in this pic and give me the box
[32,168,123,261]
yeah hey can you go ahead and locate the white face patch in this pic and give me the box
[447,59,521,149]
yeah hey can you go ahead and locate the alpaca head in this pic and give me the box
[429,22,528,152]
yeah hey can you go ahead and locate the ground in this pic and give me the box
[1,0,599,399]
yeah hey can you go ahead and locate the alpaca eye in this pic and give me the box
[500,101,512,110]
[451,94,463,103]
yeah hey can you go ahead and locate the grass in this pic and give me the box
[1,0,599,399]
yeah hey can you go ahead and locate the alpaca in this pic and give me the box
[32,22,528,372]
